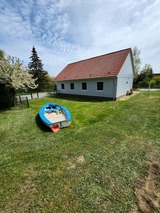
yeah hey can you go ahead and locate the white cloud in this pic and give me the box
[0,0,160,75]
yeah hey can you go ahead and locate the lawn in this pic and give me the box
[0,92,160,212]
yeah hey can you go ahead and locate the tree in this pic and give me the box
[132,47,141,75]
[0,50,5,59]
[28,46,48,91]
[0,55,37,90]
[135,64,153,87]
[0,51,37,109]
[46,75,56,91]
[152,76,160,86]
[142,64,153,79]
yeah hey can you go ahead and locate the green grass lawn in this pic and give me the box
[0,92,160,212]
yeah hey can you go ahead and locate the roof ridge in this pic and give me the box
[68,48,131,65]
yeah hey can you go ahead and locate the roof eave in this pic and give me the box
[55,75,117,82]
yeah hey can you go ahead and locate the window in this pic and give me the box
[97,82,103,91]
[82,82,87,90]
[61,83,65,89]
[70,83,74,90]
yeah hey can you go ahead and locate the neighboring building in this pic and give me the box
[153,73,160,77]
[55,48,134,100]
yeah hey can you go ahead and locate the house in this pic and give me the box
[55,48,134,100]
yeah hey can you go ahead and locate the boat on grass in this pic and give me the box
[39,102,71,132]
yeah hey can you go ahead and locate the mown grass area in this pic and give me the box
[0,92,160,212]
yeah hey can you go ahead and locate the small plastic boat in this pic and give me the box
[39,102,71,132]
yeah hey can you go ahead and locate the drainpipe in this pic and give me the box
[112,77,116,100]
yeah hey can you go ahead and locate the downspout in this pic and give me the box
[112,77,116,100]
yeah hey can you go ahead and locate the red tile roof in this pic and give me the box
[55,48,132,81]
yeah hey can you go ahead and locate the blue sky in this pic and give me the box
[0,0,160,76]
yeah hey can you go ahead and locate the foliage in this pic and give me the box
[46,75,56,91]
[0,83,15,109]
[38,74,55,91]
[141,64,153,79]
[0,49,5,59]
[152,76,160,86]
[148,79,156,88]
[28,46,49,91]
[132,46,141,75]
[0,56,38,90]
[0,50,37,109]
[0,92,160,212]
[134,64,154,86]
[132,48,159,88]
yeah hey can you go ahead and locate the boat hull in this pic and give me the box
[39,102,71,131]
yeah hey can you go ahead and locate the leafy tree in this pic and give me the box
[28,46,48,91]
[149,79,156,88]
[134,64,153,86]
[0,51,37,109]
[0,55,37,90]
[152,76,160,86]
[0,50,5,59]
[48,75,56,92]
[142,64,153,79]
[132,47,141,75]
[41,74,55,91]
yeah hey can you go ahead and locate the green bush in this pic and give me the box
[0,83,16,109]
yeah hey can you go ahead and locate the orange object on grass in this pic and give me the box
[130,88,133,94]
[51,124,60,133]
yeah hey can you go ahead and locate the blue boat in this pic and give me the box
[39,103,71,132]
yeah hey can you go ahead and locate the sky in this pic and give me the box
[0,0,160,76]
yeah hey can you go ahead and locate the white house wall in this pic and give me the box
[116,53,134,98]
[56,78,117,99]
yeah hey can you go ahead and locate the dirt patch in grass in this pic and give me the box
[76,155,85,163]
[133,155,160,213]
[67,155,85,170]
[118,91,140,101]
[67,162,76,170]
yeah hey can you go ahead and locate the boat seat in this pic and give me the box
[45,109,55,113]
[45,108,61,113]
